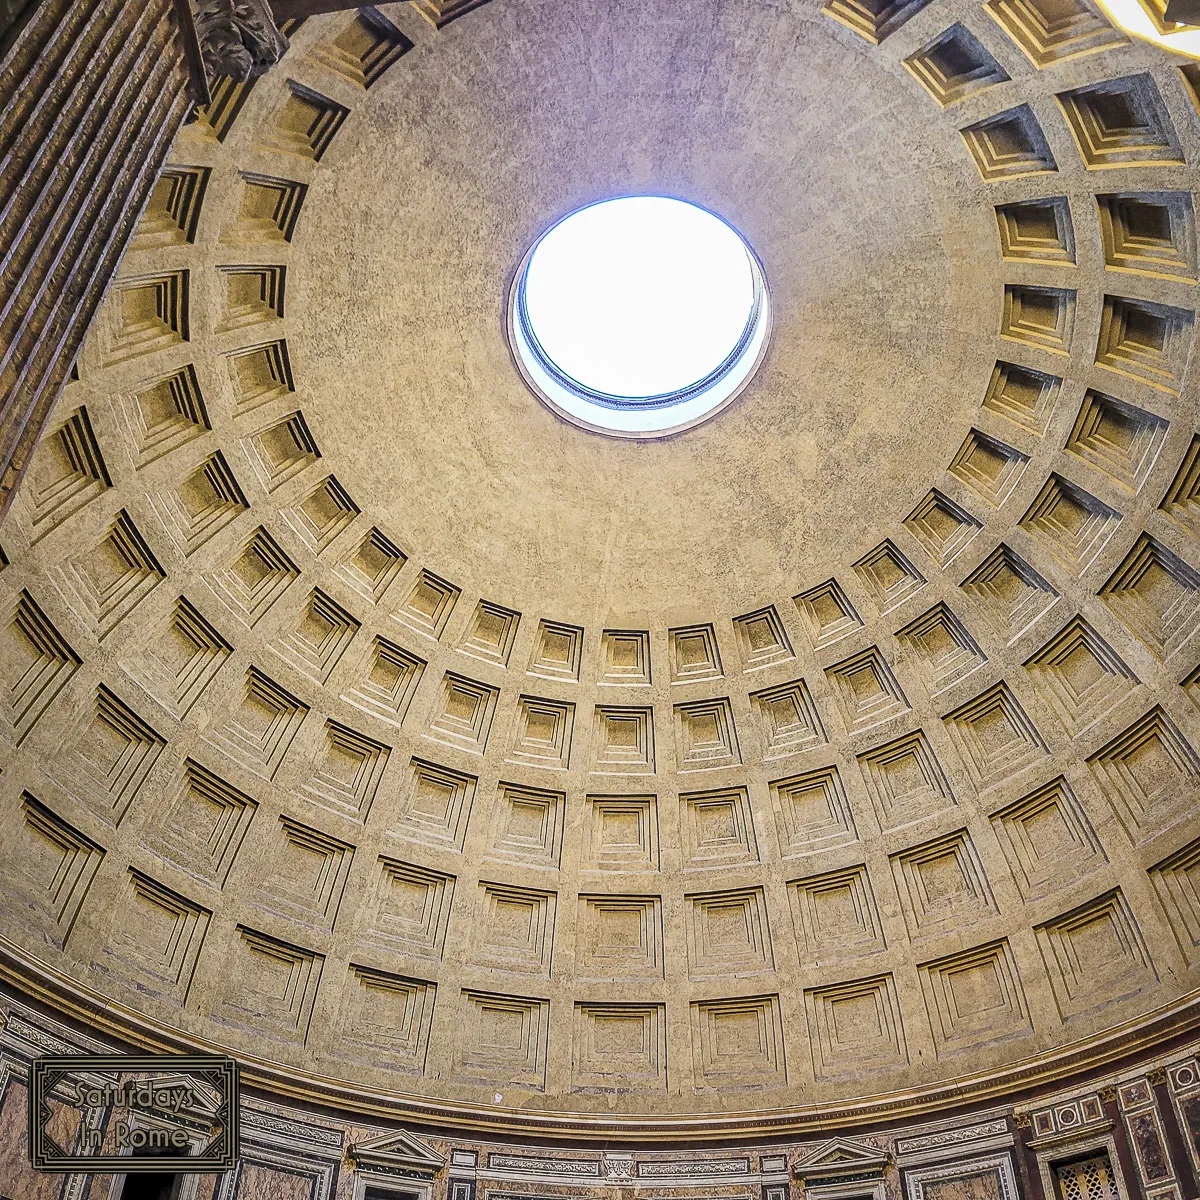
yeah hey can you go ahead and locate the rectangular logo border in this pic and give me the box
[28,1054,239,1173]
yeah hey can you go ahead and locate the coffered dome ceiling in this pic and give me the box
[2,0,1200,1137]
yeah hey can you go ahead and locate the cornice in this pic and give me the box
[2,935,1199,1145]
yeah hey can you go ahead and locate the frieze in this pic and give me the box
[241,1107,345,1150]
[487,1192,631,1200]
[807,1171,885,1188]
[488,1154,602,1177]
[895,1121,1009,1156]
[487,1191,753,1200]
[638,1159,751,1177]
[356,1164,433,1181]
[2,1011,90,1056]
[488,1195,752,1200]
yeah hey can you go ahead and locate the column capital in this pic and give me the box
[192,0,288,81]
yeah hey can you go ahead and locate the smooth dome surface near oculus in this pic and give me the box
[511,196,770,436]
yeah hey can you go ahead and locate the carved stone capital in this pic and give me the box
[191,0,288,82]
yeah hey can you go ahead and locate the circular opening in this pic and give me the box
[1094,0,1200,58]
[509,196,771,437]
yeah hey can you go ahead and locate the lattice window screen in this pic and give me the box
[1054,1155,1121,1200]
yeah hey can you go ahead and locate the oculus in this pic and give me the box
[509,196,770,437]
[1096,0,1200,56]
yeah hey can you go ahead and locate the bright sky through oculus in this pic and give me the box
[1093,0,1200,57]
[522,197,757,400]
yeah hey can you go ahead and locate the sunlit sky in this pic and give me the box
[522,197,756,400]
[1093,0,1200,57]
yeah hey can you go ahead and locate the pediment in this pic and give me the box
[125,1073,224,1120]
[793,1138,890,1179]
[349,1128,446,1174]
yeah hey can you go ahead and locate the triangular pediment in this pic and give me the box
[349,1128,446,1174]
[793,1138,890,1178]
[124,1073,224,1120]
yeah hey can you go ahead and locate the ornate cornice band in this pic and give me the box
[2,935,1199,1144]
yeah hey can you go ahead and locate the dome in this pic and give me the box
[2,0,1200,1144]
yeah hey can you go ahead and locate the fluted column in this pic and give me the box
[0,0,206,520]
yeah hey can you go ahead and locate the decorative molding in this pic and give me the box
[896,1119,1011,1156]
[350,1128,446,1175]
[903,1153,1019,1200]
[895,1119,1014,1165]
[487,1154,602,1177]
[793,1138,889,1182]
[605,1155,635,1181]
[638,1158,751,1177]
[1027,1108,1111,1148]
[2,949,1200,1140]
[214,1130,339,1200]
[238,1106,345,1151]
